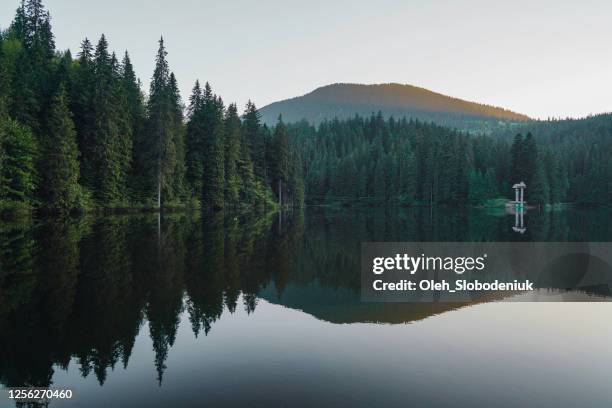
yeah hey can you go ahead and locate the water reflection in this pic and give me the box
[0,207,611,392]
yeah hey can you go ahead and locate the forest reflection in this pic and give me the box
[1,207,611,389]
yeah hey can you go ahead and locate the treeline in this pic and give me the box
[0,0,303,214]
[289,112,610,207]
[1,1,610,215]
[290,114,471,205]
[499,115,612,206]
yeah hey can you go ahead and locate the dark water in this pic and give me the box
[1,207,612,407]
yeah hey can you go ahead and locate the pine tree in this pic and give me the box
[270,115,290,205]
[185,80,204,197]
[40,87,82,211]
[168,72,186,201]
[87,35,131,205]
[71,38,94,172]
[237,118,257,203]
[224,103,241,205]
[243,100,265,179]
[200,84,225,210]
[121,51,146,199]
[145,37,176,207]
[7,0,55,132]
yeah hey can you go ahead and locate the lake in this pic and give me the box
[1,207,612,407]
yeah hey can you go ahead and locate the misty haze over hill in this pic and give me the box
[260,83,531,132]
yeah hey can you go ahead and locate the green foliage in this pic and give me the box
[270,116,290,204]
[290,114,470,206]
[199,83,225,210]
[144,38,179,207]
[84,36,132,205]
[224,103,241,205]
[243,100,266,179]
[0,0,302,214]
[0,117,38,205]
[468,169,498,205]
[530,161,550,206]
[39,87,83,211]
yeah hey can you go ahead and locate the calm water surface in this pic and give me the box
[1,207,612,407]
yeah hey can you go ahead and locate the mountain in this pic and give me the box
[260,83,531,132]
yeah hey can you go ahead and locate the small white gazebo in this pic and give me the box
[512,181,526,204]
[511,181,527,234]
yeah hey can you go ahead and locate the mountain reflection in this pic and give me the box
[1,207,611,389]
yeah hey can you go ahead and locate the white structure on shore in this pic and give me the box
[512,181,526,204]
[511,181,527,234]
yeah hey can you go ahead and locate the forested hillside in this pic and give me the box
[0,0,304,214]
[493,114,612,205]
[260,83,530,132]
[289,112,611,207]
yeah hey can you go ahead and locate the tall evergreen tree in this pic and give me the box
[185,80,205,198]
[71,38,94,171]
[7,0,55,132]
[200,84,225,210]
[40,87,82,211]
[224,103,241,206]
[120,51,146,199]
[243,100,266,180]
[270,115,290,205]
[168,72,186,200]
[145,37,177,207]
[85,35,131,205]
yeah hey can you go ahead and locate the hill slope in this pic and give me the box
[260,83,531,132]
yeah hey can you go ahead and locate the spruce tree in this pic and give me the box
[121,51,146,199]
[71,38,94,171]
[145,37,177,207]
[270,115,290,205]
[87,35,131,205]
[40,87,81,211]
[243,100,265,179]
[8,0,55,133]
[185,80,205,198]
[224,103,241,206]
[200,84,225,210]
[169,72,186,201]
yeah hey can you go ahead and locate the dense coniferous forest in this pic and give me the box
[289,112,611,207]
[0,0,611,215]
[0,0,303,214]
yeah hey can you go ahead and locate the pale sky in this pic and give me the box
[2,0,611,119]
